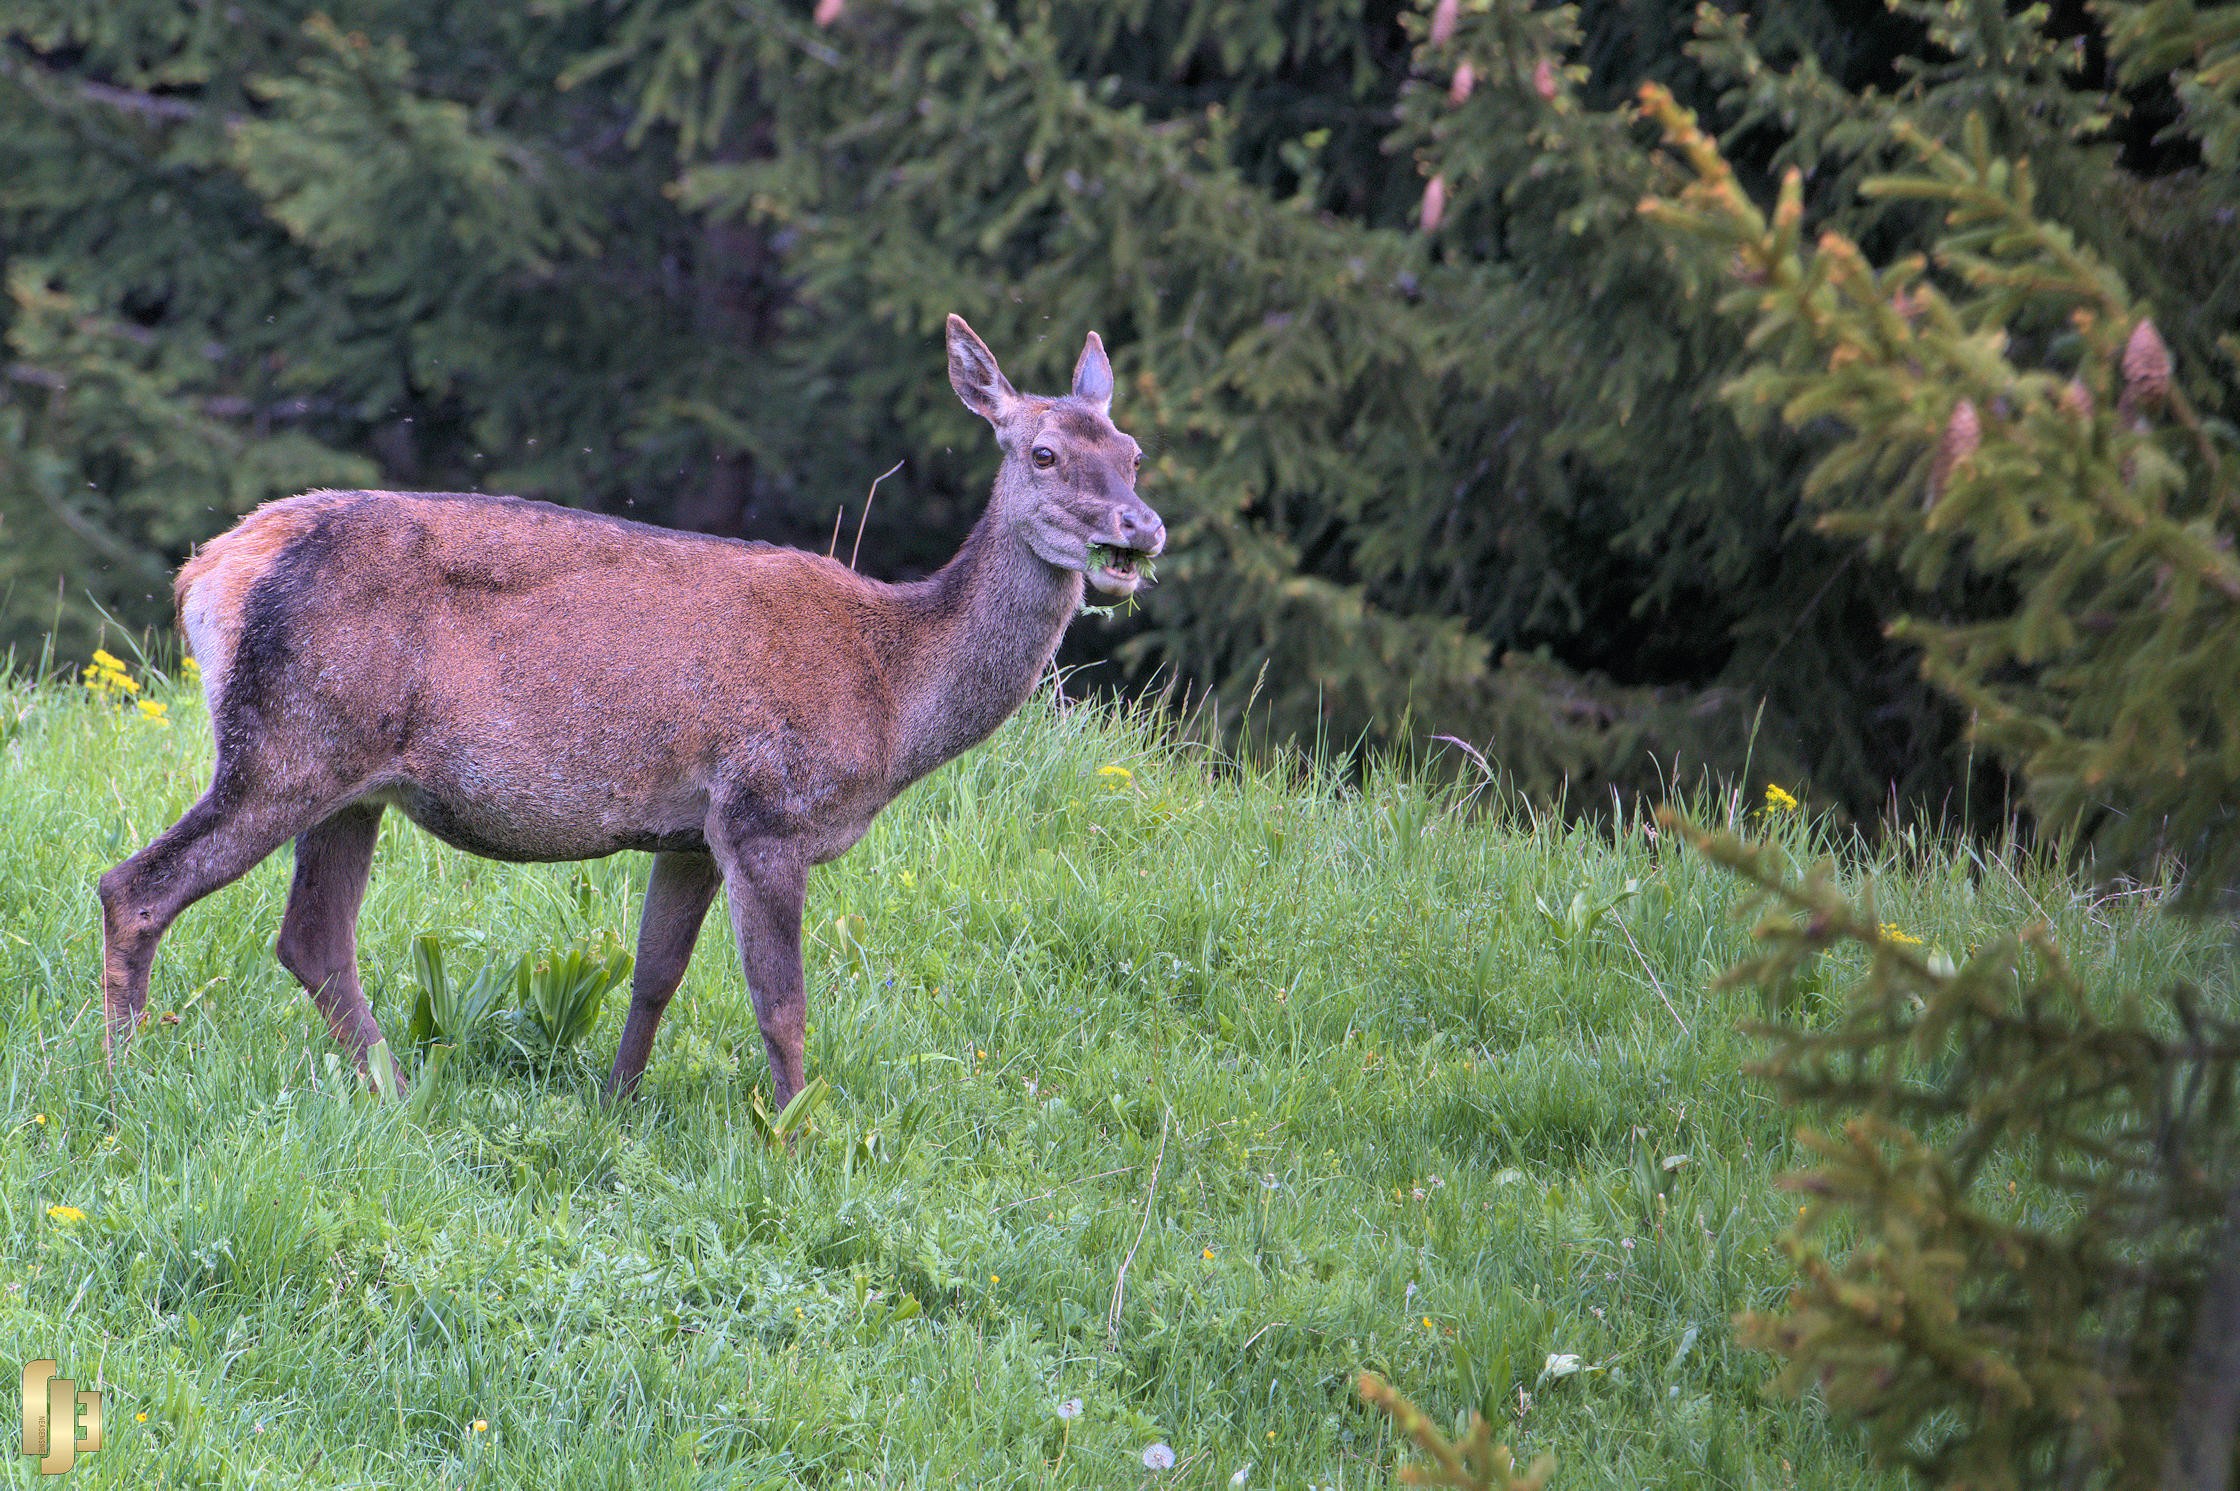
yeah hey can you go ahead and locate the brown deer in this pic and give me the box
[98,315,1163,1106]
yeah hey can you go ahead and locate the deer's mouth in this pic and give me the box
[1086,543,1156,597]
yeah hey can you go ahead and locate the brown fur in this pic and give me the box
[173,493,347,707]
[101,317,1164,1105]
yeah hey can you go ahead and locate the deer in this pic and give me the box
[97,315,1164,1107]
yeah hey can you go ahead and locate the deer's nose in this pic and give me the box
[1117,506,1166,555]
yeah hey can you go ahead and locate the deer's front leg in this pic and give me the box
[606,850,724,1102]
[713,835,810,1109]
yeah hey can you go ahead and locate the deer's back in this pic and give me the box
[179,490,912,860]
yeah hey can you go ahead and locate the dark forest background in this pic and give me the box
[4,0,2233,819]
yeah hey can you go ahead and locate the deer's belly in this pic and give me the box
[379,780,709,863]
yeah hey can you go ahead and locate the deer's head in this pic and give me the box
[947,314,1166,597]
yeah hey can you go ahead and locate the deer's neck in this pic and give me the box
[890,503,1081,784]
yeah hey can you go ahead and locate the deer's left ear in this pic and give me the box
[1072,331,1113,415]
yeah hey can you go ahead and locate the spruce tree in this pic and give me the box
[1636,2,2240,1478]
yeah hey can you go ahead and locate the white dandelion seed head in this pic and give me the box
[1143,1442,1175,1470]
[1057,1398,1083,1421]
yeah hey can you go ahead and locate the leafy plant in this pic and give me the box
[1531,878,1641,959]
[515,935,634,1054]
[363,1039,402,1103]
[405,932,509,1050]
[850,1269,923,1344]
[749,1075,831,1149]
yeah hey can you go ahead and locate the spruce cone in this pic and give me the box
[1449,62,1476,105]
[1928,399,1980,503]
[1421,174,1448,233]
[1430,0,1458,46]
[2120,318,2171,414]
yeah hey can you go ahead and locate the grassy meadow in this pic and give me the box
[3,661,2229,1489]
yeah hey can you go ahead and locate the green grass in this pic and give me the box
[2,665,2227,1489]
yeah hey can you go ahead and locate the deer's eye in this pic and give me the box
[1031,446,1057,468]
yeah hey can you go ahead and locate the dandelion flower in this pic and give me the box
[990,1274,999,1284]
[32,1113,46,1125]
[46,1205,86,1224]
[1763,783,1799,813]
[135,1412,147,1423]
[473,1419,488,1433]
[1202,1247,1215,1260]
[1057,1398,1083,1421]
[1423,1316,1435,1329]
[1143,1442,1175,1471]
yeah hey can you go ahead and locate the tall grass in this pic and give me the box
[2,664,2224,1488]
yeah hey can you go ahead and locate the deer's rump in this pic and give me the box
[176,489,899,862]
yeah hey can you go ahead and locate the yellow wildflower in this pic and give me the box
[31,1113,45,1125]
[135,1413,147,1423]
[181,656,201,678]
[46,1205,86,1224]
[1879,923,1923,946]
[1096,763,1134,787]
[1763,783,1800,813]
[83,651,140,700]
[1201,1247,1215,1260]
[137,699,169,725]
[472,1419,488,1433]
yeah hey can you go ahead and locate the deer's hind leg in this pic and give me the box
[276,802,389,1070]
[98,774,340,1061]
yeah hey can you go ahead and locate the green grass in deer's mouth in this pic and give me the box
[1085,542,1155,584]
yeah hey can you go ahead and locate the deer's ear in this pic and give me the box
[1072,331,1113,414]
[946,314,1019,426]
